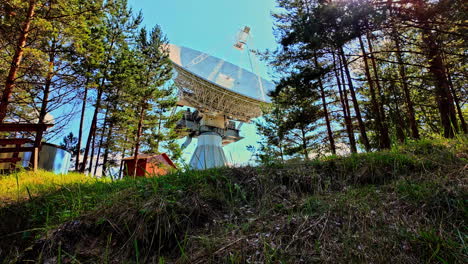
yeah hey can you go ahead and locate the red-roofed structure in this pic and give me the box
[122,153,177,177]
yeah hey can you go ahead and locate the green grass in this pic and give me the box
[0,170,109,203]
[0,138,466,263]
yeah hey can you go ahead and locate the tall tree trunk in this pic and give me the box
[76,76,89,170]
[80,88,103,172]
[80,29,118,172]
[119,159,125,178]
[88,131,97,174]
[339,47,371,152]
[423,31,458,138]
[393,107,406,143]
[300,126,309,160]
[442,54,468,134]
[93,107,109,176]
[393,32,420,139]
[415,0,458,138]
[444,59,467,134]
[154,116,163,153]
[274,109,285,161]
[358,35,387,150]
[102,120,114,177]
[132,105,145,178]
[365,33,391,149]
[38,47,55,124]
[333,52,357,153]
[118,135,129,179]
[35,41,56,149]
[30,40,56,170]
[389,80,406,143]
[102,87,123,176]
[314,54,336,154]
[0,0,36,122]
[420,106,440,134]
[279,141,285,161]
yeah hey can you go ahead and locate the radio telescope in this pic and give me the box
[167,27,273,169]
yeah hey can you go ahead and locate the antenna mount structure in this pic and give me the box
[168,27,270,169]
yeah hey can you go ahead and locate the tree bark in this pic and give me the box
[420,106,440,134]
[93,107,109,176]
[389,80,406,143]
[300,126,309,160]
[35,40,56,148]
[80,26,118,172]
[102,119,114,177]
[314,54,336,155]
[118,153,126,179]
[0,0,37,122]
[365,33,391,149]
[88,130,97,174]
[339,47,371,152]
[76,76,89,170]
[102,83,124,176]
[117,135,129,178]
[154,114,163,153]
[393,32,420,139]
[80,88,103,172]
[333,52,357,153]
[358,35,387,150]
[445,60,467,134]
[274,109,285,161]
[38,48,55,124]
[132,105,145,178]
[423,30,458,138]
[415,0,458,138]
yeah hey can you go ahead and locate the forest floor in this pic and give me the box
[0,139,467,263]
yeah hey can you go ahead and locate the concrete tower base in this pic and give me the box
[189,132,227,169]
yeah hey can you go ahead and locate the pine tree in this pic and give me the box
[0,0,37,122]
[80,0,141,173]
[264,0,467,158]
[254,105,287,163]
[125,26,178,177]
[272,71,322,159]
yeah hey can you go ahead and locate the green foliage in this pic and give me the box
[252,105,288,164]
[60,132,78,156]
[1,0,182,177]
[261,0,468,163]
[254,83,322,161]
[2,0,105,138]
[132,25,182,157]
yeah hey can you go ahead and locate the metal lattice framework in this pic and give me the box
[173,64,265,122]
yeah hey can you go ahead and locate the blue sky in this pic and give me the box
[128,0,278,60]
[54,0,280,166]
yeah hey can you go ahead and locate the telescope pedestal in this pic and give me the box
[189,132,227,169]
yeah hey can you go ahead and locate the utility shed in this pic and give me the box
[0,142,71,174]
[37,143,72,174]
[122,153,177,177]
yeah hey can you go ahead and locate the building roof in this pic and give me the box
[122,153,177,169]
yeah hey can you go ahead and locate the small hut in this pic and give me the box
[122,153,177,177]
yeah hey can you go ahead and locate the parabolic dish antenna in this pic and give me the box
[166,40,273,169]
[167,44,273,122]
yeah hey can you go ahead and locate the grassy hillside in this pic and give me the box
[0,139,466,263]
[0,170,109,203]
